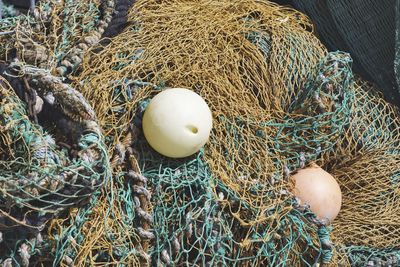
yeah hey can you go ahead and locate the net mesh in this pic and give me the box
[0,0,399,266]
[292,0,400,106]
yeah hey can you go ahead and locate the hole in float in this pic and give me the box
[186,125,199,134]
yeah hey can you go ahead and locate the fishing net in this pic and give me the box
[292,0,400,106]
[395,0,400,94]
[0,0,113,265]
[0,69,110,264]
[0,0,399,266]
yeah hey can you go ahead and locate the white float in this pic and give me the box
[142,88,213,158]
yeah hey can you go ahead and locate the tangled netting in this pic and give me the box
[0,0,399,266]
[0,73,109,265]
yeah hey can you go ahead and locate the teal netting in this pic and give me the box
[0,1,399,266]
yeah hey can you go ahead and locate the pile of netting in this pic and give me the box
[0,0,399,266]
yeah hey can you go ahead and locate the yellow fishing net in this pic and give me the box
[0,0,399,266]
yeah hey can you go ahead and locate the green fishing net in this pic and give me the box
[292,0,400,106]
[0,0,399,266]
